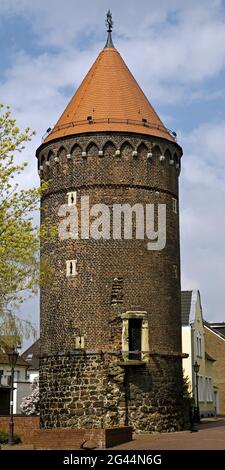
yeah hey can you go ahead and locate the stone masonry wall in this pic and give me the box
[40,353,109,429]
[40,352,184,432]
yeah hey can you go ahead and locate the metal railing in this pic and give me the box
[43,117,177,142]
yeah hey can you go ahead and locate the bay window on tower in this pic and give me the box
[121,312,149,362]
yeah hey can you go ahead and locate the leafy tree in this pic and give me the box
[182,373,192,400]
[0,103,52,348]
[182,372,195,429]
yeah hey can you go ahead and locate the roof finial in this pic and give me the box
[105,10,114,48]
[106,10,113,32]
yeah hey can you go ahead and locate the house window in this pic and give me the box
[14,370,20,382]
[206,377,213,402]
[209,377,213,402]
[67,191,77,206]
[197,334,202,357]
[172,197,177,214]
[198,375,203,401]
[66,260,77,277]
[26,353,33,361]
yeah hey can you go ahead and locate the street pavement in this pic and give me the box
[109,418,225,450]
[1,418,225,451]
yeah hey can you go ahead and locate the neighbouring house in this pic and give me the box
[207,322,225,336]
[0,351,31,415]
[204,321,225,415]
[22,339,40,382]
[181,290,217,417]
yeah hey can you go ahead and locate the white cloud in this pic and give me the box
[182,121,225,168]
[1,0,225,96]
[0,43,102,191]
[180,121,225,320]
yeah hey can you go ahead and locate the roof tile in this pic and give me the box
[45,47,174,143]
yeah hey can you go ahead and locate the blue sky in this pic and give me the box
[1,0,225,347]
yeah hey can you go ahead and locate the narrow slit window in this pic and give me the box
[66,260,77,277]
[75,335,85,349]
[67,191,77,206]
[172,197,177,214]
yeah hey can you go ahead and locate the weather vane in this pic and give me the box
[105,10,113,33]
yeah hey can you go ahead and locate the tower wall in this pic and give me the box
[37,132,184,431]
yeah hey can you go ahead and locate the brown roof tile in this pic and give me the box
[0,354,28,367]
[45,47,174,143]
[22,339,40,370]
[181,291,193,326]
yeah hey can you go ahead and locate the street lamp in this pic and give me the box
[7,347,19,445]
[193,360,200,423]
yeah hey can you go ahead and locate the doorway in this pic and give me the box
[0,388,10,415]
[128,319,142,360]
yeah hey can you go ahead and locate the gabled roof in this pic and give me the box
[181,291,193,326]
[204,320,225,341]
[0,354,28,367]
[44,42,175,144]
[22,339,40,370]
[208,322,225,337]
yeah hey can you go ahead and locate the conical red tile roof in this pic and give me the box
[44,45,174,143]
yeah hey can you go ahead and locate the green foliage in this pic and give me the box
[0,103,54,348]
[0,430,21,444]
[182,372,195,429]
[182,373,192,400]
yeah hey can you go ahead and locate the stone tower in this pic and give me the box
[36,14,184,432]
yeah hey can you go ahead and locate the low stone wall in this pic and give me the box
[0,415,40,444]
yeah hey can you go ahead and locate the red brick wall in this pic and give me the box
[0,416,40,444]
[0,417,132,448]
[38,133,182,355]
[33,426,132,449]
